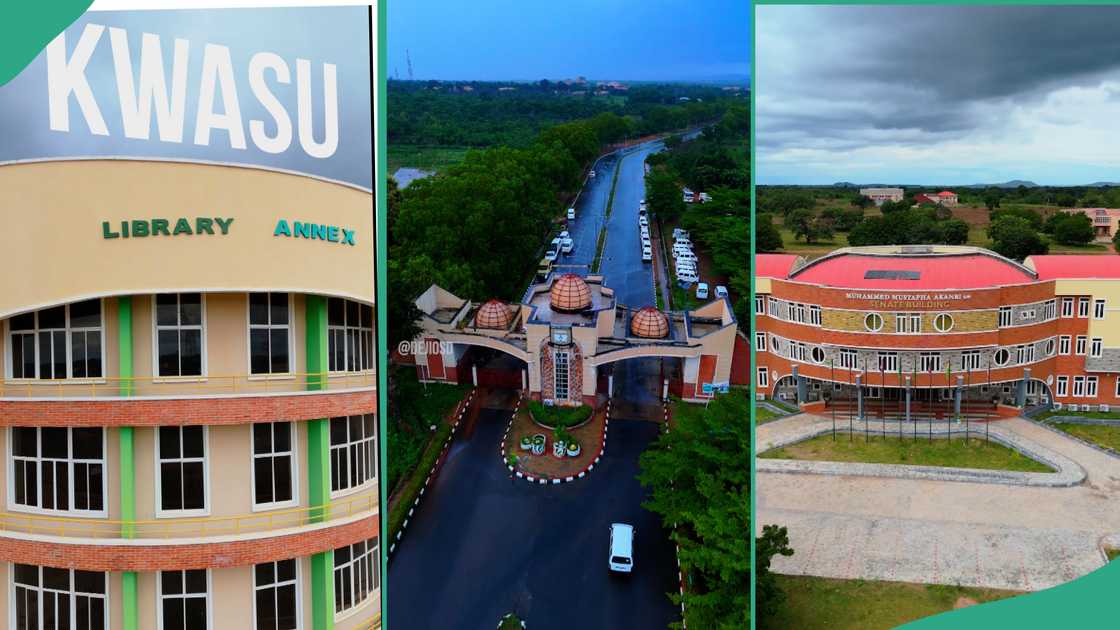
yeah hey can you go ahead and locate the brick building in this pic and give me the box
[756,245,1120,416]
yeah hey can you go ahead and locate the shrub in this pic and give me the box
[527,400,592,428]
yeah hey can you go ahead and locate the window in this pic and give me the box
[10,427,105,515]
[1116,377,1120,397]
[770,336,782,354]
[962,350,982,371]
[249,293,291,375]
[1061,297,1074,318]
[155,293,204,377]
[755,296,764,315]
[1043,299,1057,321]
[808,305,822,326]
[919,352,941,373]
[932,313,954,333]
[755,332,766,352]
[253,423,295,508]
[254,560,298,630]
[1073,376,1086,397]
[811,346,826,364]
[1044,338,1056,357]
[158,426,207,514]
[1059,335,1071,355]
[329,414,376,495]
[1087,376,1099,397]
[896,313,920,333]
[864,313,883,332]
[791,341,807,363]
[768,299,780,318]
[1094,299,1106,319]
[1091,338,1103,358]
[1076,336,1087,355]
[8,300,103,380]
[994,348,1011,367]
[1015,344,1035,365]
[1078,298,1090,318]
[552,350,570,401]
[998,306,1012,328]
[1056,376,1068,397]
[838,349,857,369]
[877,352,898,372]
[12,564,107,630]
[1019,308,1036,321]
[757,367,769,388]
[159,570,208,630]
[327,298,374,372]
[334,538,378,616]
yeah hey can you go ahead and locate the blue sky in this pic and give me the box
[388,0,749,83]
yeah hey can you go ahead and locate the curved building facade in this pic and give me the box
[0,160,378,629]
[756,246,1120,416]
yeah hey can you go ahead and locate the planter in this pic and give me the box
[566,442,581,457]
[553,440,567,457]
[519,436,533,451]
[531,434,546,456]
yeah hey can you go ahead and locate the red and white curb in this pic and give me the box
[503,399,612,485]
[664,403,688,628]
[389,388,476,558]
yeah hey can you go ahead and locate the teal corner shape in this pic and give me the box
[0,1,93,87]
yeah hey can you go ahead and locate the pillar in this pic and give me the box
[856,374,864,420]
[954,376,964,419]
[472,365,478,387]
[1017,368,1031,407]
[305,295,335,629]
[792,365,807,404]
[905,376,911,424]
[117,297,138,630]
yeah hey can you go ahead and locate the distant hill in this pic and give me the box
[1087,182,1120,187]
[962,180,1039,189]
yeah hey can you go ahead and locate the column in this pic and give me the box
[856,374,864,420]
[954,375,964,419]
[305,295,335,630]
[905,376,911,424]
[118,297,138,630]
[792,365,807,404]
[1016,368,1031,408]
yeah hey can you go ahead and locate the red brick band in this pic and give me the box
[0,389,376,427]
[0,514,378,571]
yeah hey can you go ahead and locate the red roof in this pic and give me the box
[1027,255,1120,280]
[756,254,801,278]
[937,191,956,197]
[791,253,1034,289]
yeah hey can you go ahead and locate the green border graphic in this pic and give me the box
[754,2,1120,629]
[376,1,390,629]
[0,1,92,87]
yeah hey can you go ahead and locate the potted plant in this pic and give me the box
[506,453,518,468]
[566,439,581,457]
[531,433,546,455]
[519,435,533,450]
[553,439,566,457]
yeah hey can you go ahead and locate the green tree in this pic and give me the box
[988,215,1049,260]
[756,524,795,622]
[786,208,831,244]
[638,391,749,629]
[821,206,863,231]
[756,214,783,252]
[1112,229,1120,255]
[1052,213,1095,246]
[984,191,1002,211]
[646,168,686,222]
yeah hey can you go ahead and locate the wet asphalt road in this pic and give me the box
[387,407,679,629]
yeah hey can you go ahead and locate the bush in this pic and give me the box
[756,213,783,252]
[498,613,523,630]
[988,215,1049,260]
[1051,213,1095,246]
[526,400,592,428]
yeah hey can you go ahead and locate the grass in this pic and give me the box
[671,284,701,311]
[760,575,1021,630]
[603,154,623,219]
[590,153,624,273]
[758,432,1053,472]
[755,404,783,425]
[387,145,471,174]
[1049,423,1120,452]
[1038,410,1120,421]
[776,226,849,259]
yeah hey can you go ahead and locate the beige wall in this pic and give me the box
[1057,279,1120,346]
[0,160,374,320]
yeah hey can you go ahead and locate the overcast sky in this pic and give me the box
[389,0,749,83]
[757,5,1120,186]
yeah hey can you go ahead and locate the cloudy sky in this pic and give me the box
[757,5,1120,185]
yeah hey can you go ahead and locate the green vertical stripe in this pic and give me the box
[306,294,334,629]
[306,294,329,390]
[311,551,336,630]
[118,296,133,396]
[118,296,138,629]
[121,571,138,630]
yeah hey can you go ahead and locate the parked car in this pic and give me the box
[715,285,728,298]
[559,230,570,240]
[590,170,596,178]
[537,257,553,279]
[698,192,712,203]
[639,216,648,227]
[567,208,576,220]
[609,523,634,573]
[642,246,652,262]
[696,282,710,299]
[547,237,561,260]
[677,270,699,285]
[561,238,574,254]
[673,228,690,240]
[676,252,697,263]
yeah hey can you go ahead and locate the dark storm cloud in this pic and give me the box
[758,5,1120,152]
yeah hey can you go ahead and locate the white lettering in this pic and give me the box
[194,43,246,149]
[47,24,108,135]
[296,58,339,159]
[109,28,189,142]
[248,52,293,154]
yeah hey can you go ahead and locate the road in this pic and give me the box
[387,407,679,629]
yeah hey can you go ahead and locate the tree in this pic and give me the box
[984,191,1002,211]
[646,168,687,222]
[756,524,795,622]
[1112,229,1120,255]
[988,215,1049,260]
[756,214,784,252]
[638,391,749,629]
[938,218,970,245]
[821,206,864,231]
[786,209,833,244]
[992,206,1043,230]
[1051,213,1095,246]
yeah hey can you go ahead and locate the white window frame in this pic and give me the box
[7,427,108,518]
[252,559,302,630]
[810,346,826,364]
[1115,377,1120,398]
[553,350,570,401]
[1061,297,1074,318]
[4,300,107,382]
[808,305,822,327]
[329,415,377,499]
[962,350,982,371]
[1094,299,1106,320]
[993,348,1011,367]
[864,313,884,333]
[1044,338,1056,357]
[151,293,208,380]
[1043,299,1057,321]
[157,569,212,630]
[1059,335,1071,355]
[154,426,210,518]
[1076,336,1087,356]
[1091,338,1103,358]
[1087,376,1099,398]
[10,564,110,630]
[755,332,766,352]
[250,422,299,512]
[333,538,378,620]
[1019,308,1035,321]
[919,352,940,373]
[1078,298,1090,318]
[877,352,898,373]
[1073,376,1086,397]
[932,313,954,333]
[998,306,1012,328]
[757,367,769,388]
[895,313,920,334]
[1056,376,1068,397]
[838,349,857,370]
[755,296,765,315]
[247,292,295,378]
[327,298,375,374]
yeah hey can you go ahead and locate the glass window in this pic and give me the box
[1073,376,1086,397]
[757,367,769,388]
[896,313,920,333]
[253,423,295,507]
[864,313,883,332]
[1061,297,1074,318]
[993,348,1011,366]
[919,353,941,373]
[962,350,982,371]
[254,560,298,630]
[810,346,826,364]
[1056,376,1068,397]
[1059,336,1071,355]
[13,564,107,630]
[998,306,1012,327]
[754,296,764,315]
[838,349,857,369]
[158,426,207,513]
[327,298,374,372]
[1076,336,1087,355]
[1091,338,1103,358]
[877,352,898,372]
[755,332,765,352]
[249,293,291,375]
[1087,376,1099,398]
[1078,298,1090,317]
[8,300,102,380]
[10,427,105,515]
[334,538,378,616]
[160,570,208,630]
[1094,299,1106,319]
[329,415,376,495]
[808,305,821,326]
[155,294,204,377]
[553,350,570,401]
[932,313,954,333]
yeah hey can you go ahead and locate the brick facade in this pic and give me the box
[539,339,583,405]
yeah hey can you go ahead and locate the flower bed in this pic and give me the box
[505,404,605,479]
[526,400,593,429]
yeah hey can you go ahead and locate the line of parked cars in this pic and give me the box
[672,228,729,300]
[639,200,652,262]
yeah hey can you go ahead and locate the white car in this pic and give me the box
[676,254,698,264]
[715,285,728,298]
[567,208,576,220]
[609,523,634,573]
[559,230,570,240]
[676,263,697,275]
[590,170,596,178]
[696,282,710,299]
[673,228,689,240]
[639,216,648,227]
[561,238,574,254]
[549,237,562,259]
[544,248,559,262]
[640,225,650,237]
[677,271,699,284]
[642,246,652,262]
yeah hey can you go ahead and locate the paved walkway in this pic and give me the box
[757,414,1120,590]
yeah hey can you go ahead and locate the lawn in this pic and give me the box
[760,575,1021,630]
[1049,422,1120,452]
[758,432,1053,472]
[1038,410,1120,421]
[776,226,849,259]
[388,144,471,174]
[755,404,783,425]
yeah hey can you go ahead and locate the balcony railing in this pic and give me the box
[0,491,377,540]
[0,371,376,399]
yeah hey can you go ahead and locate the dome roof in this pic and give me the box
[630,307,669,338]
[549,273,592,312]
[475,300,513,329]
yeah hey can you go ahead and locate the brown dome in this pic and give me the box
[630,307,669,338]
[475,300,513,329]
[549,273,592,312]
